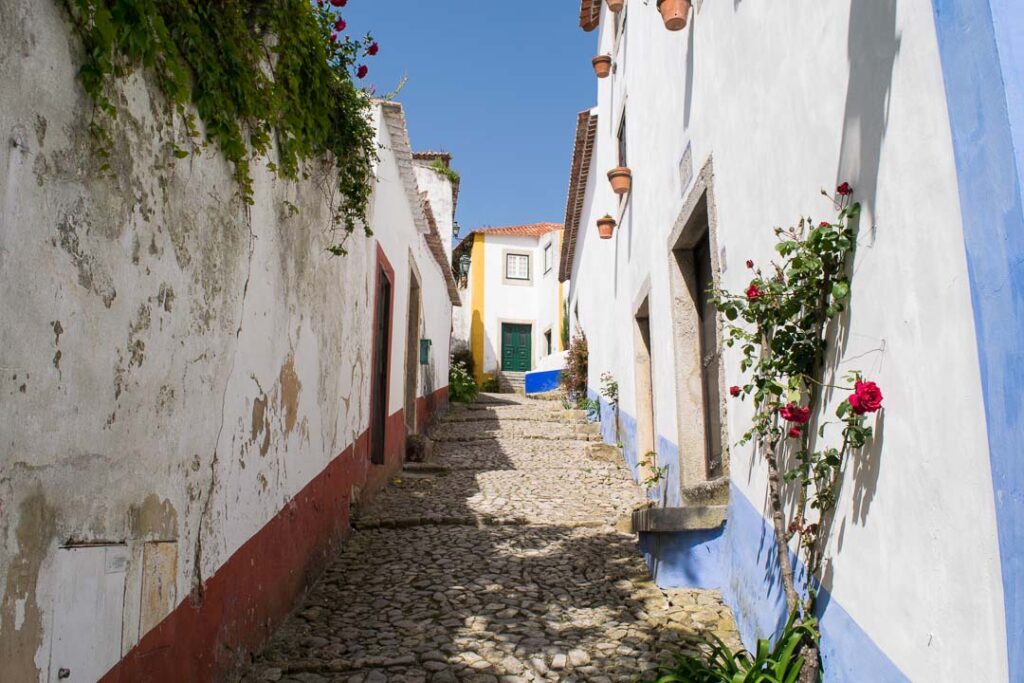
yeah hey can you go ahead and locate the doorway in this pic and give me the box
[633,299,656,482]
[404,271,421,435]
[669,193,725,484]
[501,323,532,372]
[370,265,393,466]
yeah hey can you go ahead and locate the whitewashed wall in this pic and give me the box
[567,1,1006,680]
[480,234,543,374]
[0,2,452,678]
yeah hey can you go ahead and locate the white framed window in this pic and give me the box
[544,243,553,273]
[506,253,530,281]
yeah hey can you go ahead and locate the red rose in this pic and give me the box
[788,426,802,439]
[330,32,338,43]
[849,380,883,415]
[330,0,347,6]
[729,386,741,397]
[779,403,811,424]
[367,42,379,56]
[356,65,368,79]
[746,283,761,300]
[819,221,830,228]
[837,182,853,196]
[334,17,346,31]
[746,259,754,269]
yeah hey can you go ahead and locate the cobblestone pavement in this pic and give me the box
[243,394,738,683]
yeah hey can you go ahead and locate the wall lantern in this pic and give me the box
[458,254,472,278]
[419,339,432,365]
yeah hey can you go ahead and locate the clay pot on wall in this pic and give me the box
[607,167,632,195]
[593,55,612,79]
[597,215,617,240]
[657,0,690,31]
[606,0,625,12]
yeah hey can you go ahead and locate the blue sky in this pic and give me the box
[341,1,596,238]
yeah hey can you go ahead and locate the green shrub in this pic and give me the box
[656,613,818,683]
[481,375,501,393]
[452,348,475,380]
[560,332,589,407]
[448,361,478,403]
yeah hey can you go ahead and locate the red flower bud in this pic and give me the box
[837,182,853,196]
[334,17,346,31]
[356,64,368,79]
[746,283,761,300]
[819,221,830,228]
[729,386,741,397]
[330,0,347,6]
[746,259,754,269]
[367,42,379,56]
[330,32,338,43]
[788,426,802,439]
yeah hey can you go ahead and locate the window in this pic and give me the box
[506,253,530,281]
[544,330,553,356]
[544,243,553,273]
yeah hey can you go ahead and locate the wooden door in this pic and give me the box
[501,323,532,372]
[371,268,392,465]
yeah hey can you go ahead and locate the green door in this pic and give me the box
[501,323,532,372]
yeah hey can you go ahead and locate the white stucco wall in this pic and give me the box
[567,1,1006,680]
[414,162,456,263]
[0,2,452,678]
[479,233,544,374]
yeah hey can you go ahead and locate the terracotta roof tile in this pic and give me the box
[559,110,598,282]
[473,222,563,238]
[580,0,602,31]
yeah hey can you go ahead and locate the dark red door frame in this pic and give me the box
[369,244,396,466]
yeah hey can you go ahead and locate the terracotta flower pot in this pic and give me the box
[597,216,616,240]
[657,0,691,31]
[592,55,612,79]
[606,0,625,12]
[607,167,632,195]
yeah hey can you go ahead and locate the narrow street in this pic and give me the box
[244,394,738,683]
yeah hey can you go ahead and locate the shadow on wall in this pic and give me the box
[836,0,901,224]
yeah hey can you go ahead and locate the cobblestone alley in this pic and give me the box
[243,394,737,683]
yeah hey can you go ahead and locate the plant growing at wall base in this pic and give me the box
[600,371,620,442]
[481,375,501,393]
[60,0,379,254]
[448,361,478,403]
[560,331,590,408]
[705,184,884,678]
[656,612,819,683]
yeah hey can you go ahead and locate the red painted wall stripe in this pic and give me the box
[102,387,447,682]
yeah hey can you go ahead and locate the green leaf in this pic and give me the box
[831,280,850,300]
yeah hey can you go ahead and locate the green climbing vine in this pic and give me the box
[61,0,380,254]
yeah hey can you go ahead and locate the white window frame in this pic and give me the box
[543,243,553,273]
[505,252,531,282]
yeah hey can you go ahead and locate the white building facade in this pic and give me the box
[454,224,565,390]
[561,0,1024,680]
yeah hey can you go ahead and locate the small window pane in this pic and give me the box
[506,254,530,280]
[544,244,553,272]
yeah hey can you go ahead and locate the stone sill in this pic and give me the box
[630,504,728,533]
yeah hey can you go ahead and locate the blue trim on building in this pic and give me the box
[588,395,905,681]
[930,2,1024,677]
[524,369,562,394]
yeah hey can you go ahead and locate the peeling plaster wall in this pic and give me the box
[566,0,1007,680]
[0,2,452,679]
